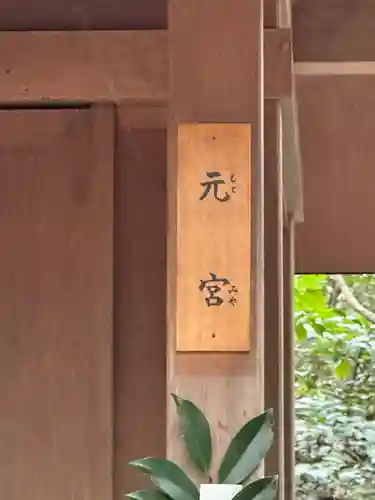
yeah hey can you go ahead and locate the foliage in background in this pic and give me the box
[126,394,278,500]
[295,274,375,499]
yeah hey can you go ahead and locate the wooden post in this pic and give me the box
[114,105,167,494]
[168,0,264,477]
[283,219,295,499]
[264,101,285,499]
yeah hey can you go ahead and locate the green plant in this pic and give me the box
[126,394,278,500]
[295,274,375,499]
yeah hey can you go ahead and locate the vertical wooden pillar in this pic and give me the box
[283,219,295,499]
[264,101,284,499]
[264,1,286,496]
[168,0,264,475]
[114,105,167,494]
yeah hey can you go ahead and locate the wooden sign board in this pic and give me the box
[176,123,251,352]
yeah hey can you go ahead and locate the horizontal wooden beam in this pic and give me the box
[0,28,301,219]
[0,29,291,103]
[295,62,375,76]
[0,31,168,104]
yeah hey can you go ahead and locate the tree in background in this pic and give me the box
[295,274,375,499]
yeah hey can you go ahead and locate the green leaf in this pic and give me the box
[296,323,308,342]
[218,410,274,484]
[172,393,212,474]
[233,477,278,500]
[128,458,199,500]
[335,359,353,380]
[126,491,171,500]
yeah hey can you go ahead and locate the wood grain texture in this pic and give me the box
[295,75,375,272]
[168,0,264,477]
[114,106,167,494]
[264,29,292,99]
[176,124,251,352]
[279,0,292,28]
[295,62,375,76]
[281,92,303,222]
[0,29,289,104]
[0,31,168,104]
[117,103,167,129]
[264,0,291,28]
[293,0,375,62]
[0,0,167,30]
[264,102,284,500]
[0,106,114,500]
[264,0,278,28]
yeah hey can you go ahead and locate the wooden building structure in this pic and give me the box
[0,0,372,499]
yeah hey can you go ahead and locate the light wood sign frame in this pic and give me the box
[176,123,252,352]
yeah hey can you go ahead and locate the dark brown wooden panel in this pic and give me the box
[114,107,167,495]
[0,0,166,29]
[293,0,375,62]
[264,0,278,27]
[295,76,375,273]
[0,107,114,500]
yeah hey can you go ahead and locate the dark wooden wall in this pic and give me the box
[293,0,375,62]
[0,0,166,29]
[293,1,375,273]
[114,109,167,494]
[0,108,114,500]
[0,105,168,498]
[295,76,375,273]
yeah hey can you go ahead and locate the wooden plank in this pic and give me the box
[168,0,263,475]
[176,123,251,352]
[0,31,168,103]
[264,0,292,28]
[0,106,114,500]
[293,0,375,62]
[295,75,375,273]
[0,30,289,103]
[264,101,284,500]
[89,104,115,500]
[0,0,166,30]
[264,28,292,99]
[117,103,167,128]
[295,62,375,75]
[264,0,278,28]
[114,106,167,494]
[281,92,303,222]
[279,0,292,28]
